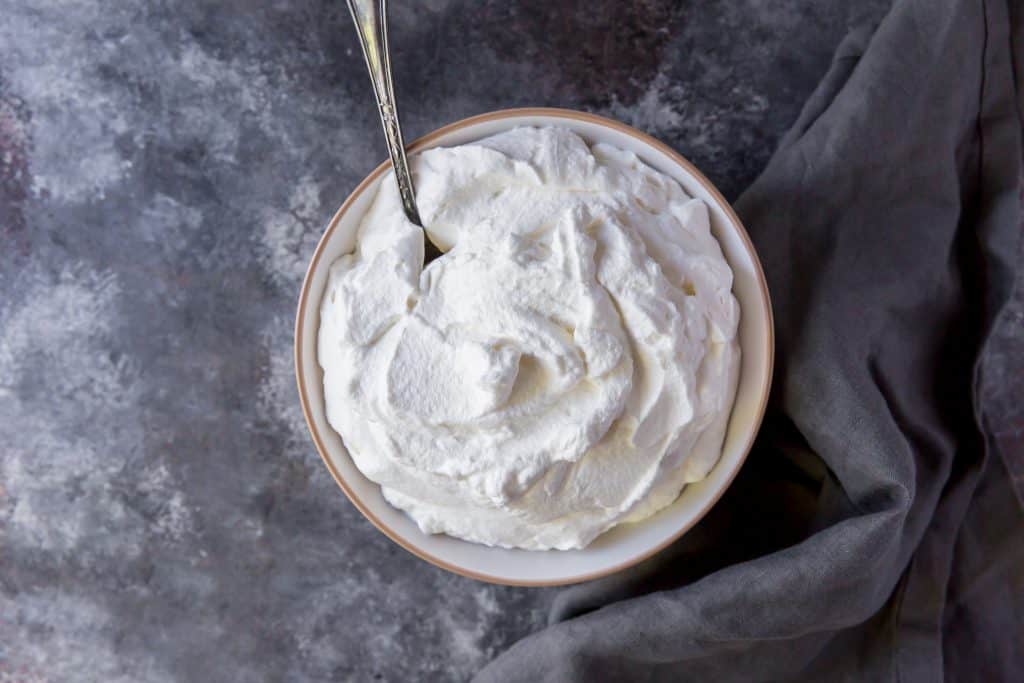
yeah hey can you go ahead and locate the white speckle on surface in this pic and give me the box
[257,314,315,462]
[278,568,517,682]
[0,267,138,553]
[0,267,125,401]
[438,605,494,672]
[0,3,134,203]
[0,591,175,683]
[136,462,195,543]
[474,587,501,616]
[138,193,204,257]
[0,265,190,555]
[259,174,324,288]
[286,577,383,679]
[176,43,275,163]
[599,71,771,186]
[603,73,687,134]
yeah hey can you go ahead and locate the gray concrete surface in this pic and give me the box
[1,1,1019,681]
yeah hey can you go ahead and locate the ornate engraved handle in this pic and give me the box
[347,0,422,226]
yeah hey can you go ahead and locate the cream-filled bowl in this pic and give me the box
[295,108,773,586]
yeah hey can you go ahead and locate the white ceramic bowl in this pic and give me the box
[295,108,773,586]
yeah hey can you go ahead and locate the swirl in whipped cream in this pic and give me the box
[319,126,740,550]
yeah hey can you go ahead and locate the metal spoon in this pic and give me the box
[346,0,442,262]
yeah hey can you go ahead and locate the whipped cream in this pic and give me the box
[319,126,740,550]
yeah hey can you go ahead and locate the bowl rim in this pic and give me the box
[294,107,774,586]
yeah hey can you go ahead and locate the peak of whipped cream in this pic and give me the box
[318,126,740,550]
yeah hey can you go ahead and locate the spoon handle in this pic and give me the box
[346,0,422,226]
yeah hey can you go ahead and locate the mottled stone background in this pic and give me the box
[1,1,1020,681]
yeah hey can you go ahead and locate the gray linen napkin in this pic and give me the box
[476,0,1024,680]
